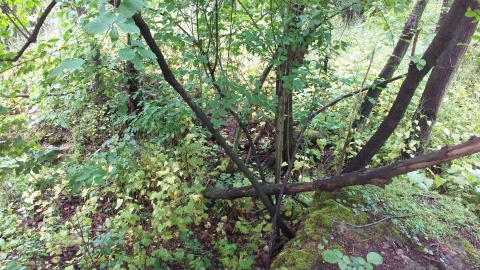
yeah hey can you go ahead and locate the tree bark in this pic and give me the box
[274,4,306,183]
[204,136,480,199]
[353,0,428,130]
[404,5,479,157]
[436,0,451,33]
[125,34,141,113]
[344,0,473,173]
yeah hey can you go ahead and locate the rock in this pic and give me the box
[441,253,465,269]
[399,255,427,270]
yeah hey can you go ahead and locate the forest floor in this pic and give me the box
[32,123,478,270]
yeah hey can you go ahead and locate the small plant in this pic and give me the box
[321,249,383,270]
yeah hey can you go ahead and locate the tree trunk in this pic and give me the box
[125,34,141,114]
[344,0,473,173]
[353,0,428,130]
[403,5,479,157]
[274,5,306,183]
[91,47,108,105]
[204,136,480,199]
[436,0,451,33]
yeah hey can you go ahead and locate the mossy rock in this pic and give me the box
[303,191,367,238]
[271,247,318,270]
[272,183,480,269]
[272,191,369,269]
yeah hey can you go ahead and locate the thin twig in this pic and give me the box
[346,214,417,228]
[336,41,378,175]
[312,74,405,116]
[411,29,421,57]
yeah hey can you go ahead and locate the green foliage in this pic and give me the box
[346,181,480,241]
[321,248,383,270]
[48,59,85,78]
[1,0,479,268]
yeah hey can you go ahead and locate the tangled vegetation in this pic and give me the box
[1,0,480,269]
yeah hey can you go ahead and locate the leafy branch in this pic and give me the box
[0,0,57,62]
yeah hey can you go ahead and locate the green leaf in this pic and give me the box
[322,249,342,264]
[406,171,434,191]
[119,48,135,61]
[138,48,157,59]
[117,20,140,34]
[146,257,156,266]
[117,0,144,18]
[131,52,144,70]
[48,59,85,78]
[174,249,185,260]
[366,252,383,265]
[416,59,426,70]
[109,27,119,41]
[443,128,450,137]
[131,40,145,48]
[59,115,69,129]
[115,198,124,210]
[93,169,107,186]
[99,12,118,24]
[352,3,362,12]
[353,257,366,265]
[141,237,152,247]
[434,175,447,187]
[85,18,110,34]
[0,105,7,115]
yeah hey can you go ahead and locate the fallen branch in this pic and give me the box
[204,136,480,199]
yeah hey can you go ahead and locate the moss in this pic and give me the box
[304,198,367,239]
[270,248,317,270]
[310,191,333,210]
[274,181,480,269]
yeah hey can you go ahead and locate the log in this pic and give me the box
[204,136,480,199]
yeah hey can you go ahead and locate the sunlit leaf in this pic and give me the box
[48,59,85,78]
[85,18,110,34]
[117,0,144,18]
[119,48,135,61]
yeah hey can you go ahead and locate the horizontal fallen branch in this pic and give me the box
[204,136,480,199]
